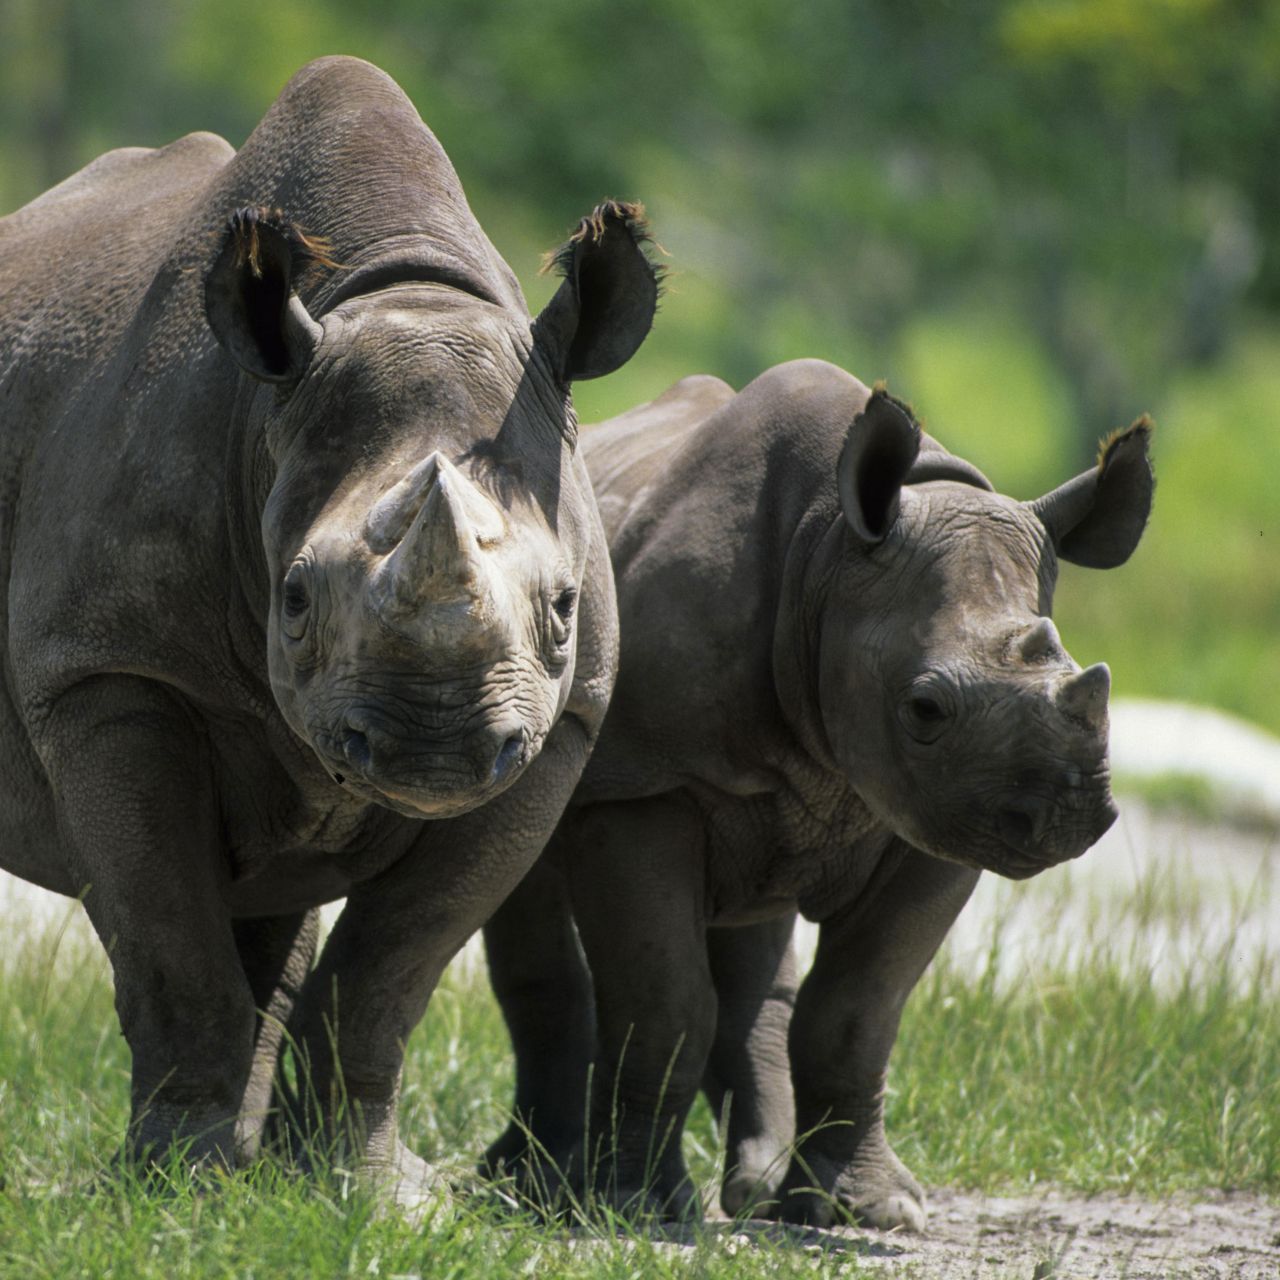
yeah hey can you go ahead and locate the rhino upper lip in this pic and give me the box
[315,742,534,820]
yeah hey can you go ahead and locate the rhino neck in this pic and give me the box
[225,383,280,654]
[200,56,526,320]
[772,501,847,774]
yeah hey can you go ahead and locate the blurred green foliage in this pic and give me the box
[1,0,1275,729]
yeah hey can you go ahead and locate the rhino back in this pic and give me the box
[0,125,263,708]
[0,132,233,415]
[578,359,873,801]
[582,374,735,541]
[0,134,240,890]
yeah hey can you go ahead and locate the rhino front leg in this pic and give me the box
[482,851,595,1199]
[776,844,978,1232]
[568,797,714,1220]
[35,677,255,1170]
[233,909,319,1161]
[285,723,593,1205]
[702,915,798,1218]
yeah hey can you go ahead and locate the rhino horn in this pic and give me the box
[1016,617,1063,663]
[1057,663,1111,731]
[375,454,503,611]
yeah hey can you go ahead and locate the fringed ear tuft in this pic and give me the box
[541,200,667,294]
[224,206,337,281]
[205,207,330,383]
[1031,414,1155,569]
[1096,414,1155,472]
[532,200,664,386]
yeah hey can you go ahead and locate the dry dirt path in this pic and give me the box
[638,1190,1279,1278]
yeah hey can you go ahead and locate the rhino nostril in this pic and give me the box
[997,806,1037,850]
[490,731,526,784]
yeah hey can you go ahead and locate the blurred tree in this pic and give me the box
[0,0,1275,727]
[5,0,1275,427]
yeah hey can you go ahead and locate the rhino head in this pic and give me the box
[205,203,658,818]
[817,390,1154,878]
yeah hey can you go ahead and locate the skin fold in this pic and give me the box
[484,361,1153,1229]
[0,56,661,1198]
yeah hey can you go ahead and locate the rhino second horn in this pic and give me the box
[1017,617,1062,663]
[1057,663,1111,730]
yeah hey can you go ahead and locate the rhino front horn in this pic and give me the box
[377,456,499,610]
[1057,663,1111,730]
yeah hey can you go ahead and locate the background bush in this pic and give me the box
[2,0,1275,728]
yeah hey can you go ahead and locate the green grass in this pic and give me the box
[1,862,1277,1277]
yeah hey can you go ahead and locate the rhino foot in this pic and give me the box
[359,1141,449,1217]
[127,1100,241,1179]
[772,1147,927,1233]
[479,1126,584,1216]
[717,1132,791,1217]
[720,1165,785,1218]
[590,1170,703,1223]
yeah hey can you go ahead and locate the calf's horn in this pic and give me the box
[1057,663,1111,730]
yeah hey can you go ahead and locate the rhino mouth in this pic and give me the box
[329,772,499,819]
[313,727,535,819]
[988,794,1118,878]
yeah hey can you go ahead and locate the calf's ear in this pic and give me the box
[205,207,327,383]
[1030,418,1154,568]
[837,388,922,543]
[533,200,661,383]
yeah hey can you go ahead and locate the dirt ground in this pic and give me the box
[638,1190,1280,1278]
[640,1192,1280,1280]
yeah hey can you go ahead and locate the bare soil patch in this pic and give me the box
[635,1190,1279,1278]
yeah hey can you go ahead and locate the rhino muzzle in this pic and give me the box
[316,705,532,817]
[995,784,1118,876]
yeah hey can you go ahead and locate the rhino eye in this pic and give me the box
[900,683,953,744]
[910,695,945,723]
[553,588,577,623]
[547,587,577,652]
[281,559,313,640]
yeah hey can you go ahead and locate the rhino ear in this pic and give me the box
[204,207,327,383]
[532,200,661,383]
[1031,418,1154,568]
[837,388,922,544]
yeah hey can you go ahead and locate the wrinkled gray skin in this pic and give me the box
[483,361,1153,1228]
[0,56,659,1195]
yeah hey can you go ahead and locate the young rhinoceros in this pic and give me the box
[483,359,1152,1227]
[0,56,659,1194]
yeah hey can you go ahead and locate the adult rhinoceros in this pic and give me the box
[483,362,1152,1228]
[0,56,658,1195]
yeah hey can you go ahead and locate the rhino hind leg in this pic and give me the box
[702,915,798,1218]
[481,852,596,1208]
[567,798,714,1221]
[232,909,320,1162]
